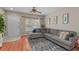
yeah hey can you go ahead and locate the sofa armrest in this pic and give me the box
[69,36,77,42]
[69,36,77,47]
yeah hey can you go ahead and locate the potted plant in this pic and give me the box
[0,15,5,47]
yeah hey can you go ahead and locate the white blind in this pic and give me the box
[24,18,40,32]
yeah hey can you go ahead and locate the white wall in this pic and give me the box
[45,7,79,35]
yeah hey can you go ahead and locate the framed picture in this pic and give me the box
[48,16,58,24]
[63,13,69,24]
[53,16,58,24]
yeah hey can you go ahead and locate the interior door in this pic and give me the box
[7,13,20,38]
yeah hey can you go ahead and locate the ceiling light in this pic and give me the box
[10,8,14,10]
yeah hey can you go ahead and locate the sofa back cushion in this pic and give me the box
[35,28,41,32]
[50,29,59,36]
[46,28,51,33]
[40,28,47,33]
[35,28,77,38]
[69,31,77,37]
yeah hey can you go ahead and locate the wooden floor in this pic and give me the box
[0,36,32,51]
[72,47,79,51]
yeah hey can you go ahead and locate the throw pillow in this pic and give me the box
[59,32,65,39]
[69,32,74,37]
[62,32,69,39]
[32,29,36,32]
[59,32,69,39]
[65,35,70,41]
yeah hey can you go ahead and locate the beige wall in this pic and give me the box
[45,7,79,35]
[0,8,5,15]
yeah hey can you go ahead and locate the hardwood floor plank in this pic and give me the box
[0,36,32,51]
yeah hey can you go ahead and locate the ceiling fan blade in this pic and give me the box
[30,7,42,14]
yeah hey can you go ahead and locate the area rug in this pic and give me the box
[29,38,67,51]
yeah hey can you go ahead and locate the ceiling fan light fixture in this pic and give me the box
[30,7,42,14]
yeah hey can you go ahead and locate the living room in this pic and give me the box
[0,7,79,51]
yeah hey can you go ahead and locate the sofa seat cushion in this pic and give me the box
[29,33,43,38]
[29,33,42,35]
[44,33,58,39]
[57,38,72,46]
[44,33,72,46]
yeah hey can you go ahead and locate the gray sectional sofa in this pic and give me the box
[29,28,77,50]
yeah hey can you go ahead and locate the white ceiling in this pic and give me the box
[3,7,61,15]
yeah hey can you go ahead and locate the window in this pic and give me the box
[24,17,40,32]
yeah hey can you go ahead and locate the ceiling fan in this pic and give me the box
[30,7,42,14]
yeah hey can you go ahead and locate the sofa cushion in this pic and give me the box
[59,32,69,39]
[57,38,72,46]
[35,28,41,32]
[46,28,51,33]
[40,28,47,33]
[29,33,43,38]
[50,29,59,36]
[29,33,42,35]
[44,33,59,40]
[59,32,65,39]
[69,32,77,37]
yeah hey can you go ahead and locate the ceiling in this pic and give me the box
[2,7,61,15]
